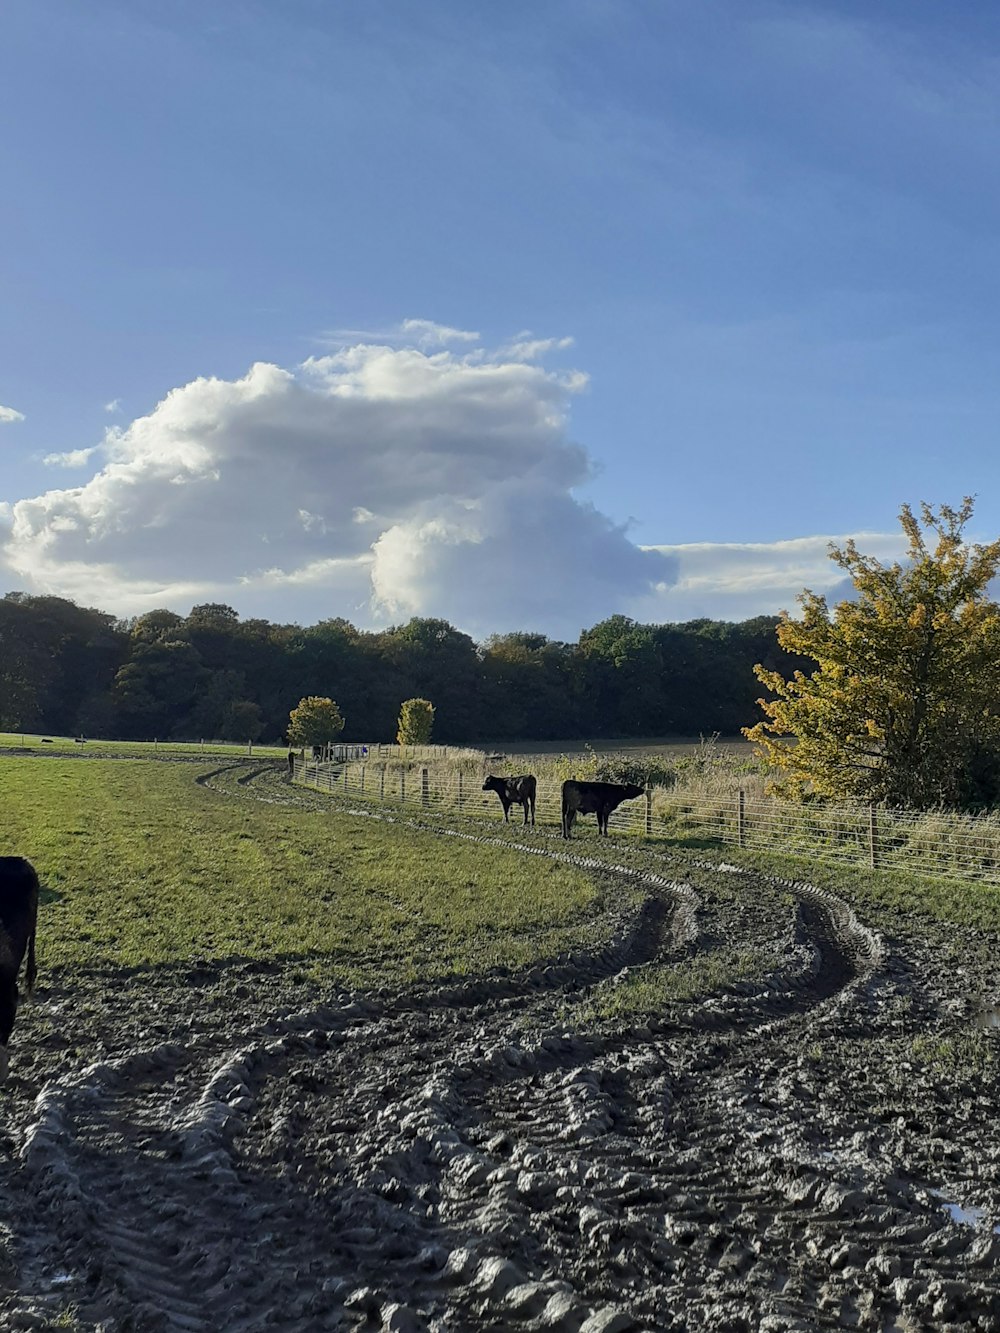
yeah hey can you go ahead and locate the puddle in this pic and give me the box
[929,1187,995,1230]
[979,1006,1000,1029]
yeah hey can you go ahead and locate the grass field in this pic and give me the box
[486,735,756,758]
[0,732,286,759]
[0,757,604,984]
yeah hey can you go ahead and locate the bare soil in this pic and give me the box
[1,764,999,1331]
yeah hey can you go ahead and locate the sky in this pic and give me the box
[2,0,999,641]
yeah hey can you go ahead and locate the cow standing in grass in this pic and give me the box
[0,857,38,1081]
[482,775,537,826]
[561,780,644,839]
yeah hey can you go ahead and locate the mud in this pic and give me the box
[1,763,1000,1330]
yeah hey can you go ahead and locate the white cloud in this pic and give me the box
[628,533,908,623]
[500,333,574,362]
[0,404,25,424]
[398,318,480,347]
[1,327,673,636]
[104,398,122,414]
[43,447,100,469]
[318,318,480,350]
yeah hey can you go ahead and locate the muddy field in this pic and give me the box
[1,763,1000,1331]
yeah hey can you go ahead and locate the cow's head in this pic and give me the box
[623,783,645,801]
[482,776,502,792]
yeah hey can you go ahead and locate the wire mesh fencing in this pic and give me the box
[292,759,1000,885]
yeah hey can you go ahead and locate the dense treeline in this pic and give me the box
[0,593,809,744]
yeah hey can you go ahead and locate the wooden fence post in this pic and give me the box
[869,804,878,869]
[400,770,406,804]
[458,770,464,811]
[645,786,653,836]
[738,789,746,849]
[360,766,365,795]
[421,767,429,807]
[379,768,386,802]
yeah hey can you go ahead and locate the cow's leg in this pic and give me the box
[0,972,17,1055]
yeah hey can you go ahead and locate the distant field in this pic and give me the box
[0,732,286,759]
[484,736,756,758]
[0,757,601,983]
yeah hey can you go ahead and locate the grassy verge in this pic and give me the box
[0,758,602,985]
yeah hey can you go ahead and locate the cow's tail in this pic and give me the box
[24,917,36,996]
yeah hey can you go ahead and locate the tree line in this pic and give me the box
[0,595,808,745]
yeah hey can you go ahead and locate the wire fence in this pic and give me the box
[293,758,1000,886]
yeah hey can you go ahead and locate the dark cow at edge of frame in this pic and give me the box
[482,775,537,826]
[0,857,38,1080]
[561,780,645,839]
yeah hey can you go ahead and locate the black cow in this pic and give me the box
[561,780,644,839]
[482,775,537,826]
[312,744,324,760]
[0,857,38,1080]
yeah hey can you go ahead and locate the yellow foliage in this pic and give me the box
[744,499,1000,808]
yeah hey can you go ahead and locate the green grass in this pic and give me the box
[585,947,765,1020]
[0,758,600,985]
[0,732,285,758]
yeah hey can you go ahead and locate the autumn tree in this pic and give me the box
[744,499,1000,807]
[397,697,435,745]
[287,696,345,748]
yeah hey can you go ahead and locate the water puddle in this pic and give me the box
[926,1183,1000,1233]
[979,1005,1000,1030]
[932,1189,987,1228]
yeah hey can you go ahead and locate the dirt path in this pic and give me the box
[1,763,999,1330]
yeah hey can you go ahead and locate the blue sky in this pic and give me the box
[1,0,998,637]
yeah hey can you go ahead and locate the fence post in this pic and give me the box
[645,786,653,836]
[738,788,746,849]
[380,767,386,802]
[458,770,464,812]
[360,766,365,795]
[247,740,252,756]
[342,765,348,793]
[869,804,878,869]
[400,770,406,804]
[421,767,429,807]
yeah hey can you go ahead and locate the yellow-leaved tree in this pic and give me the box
[743,499,1000,808]
[287,696,345,748]
[397,697,435,745]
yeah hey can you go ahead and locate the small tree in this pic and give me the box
[744,499,1000,807]
[397,697,435,745]
[287,696,345,748]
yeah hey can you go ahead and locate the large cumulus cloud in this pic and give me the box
[2,326,675,637]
